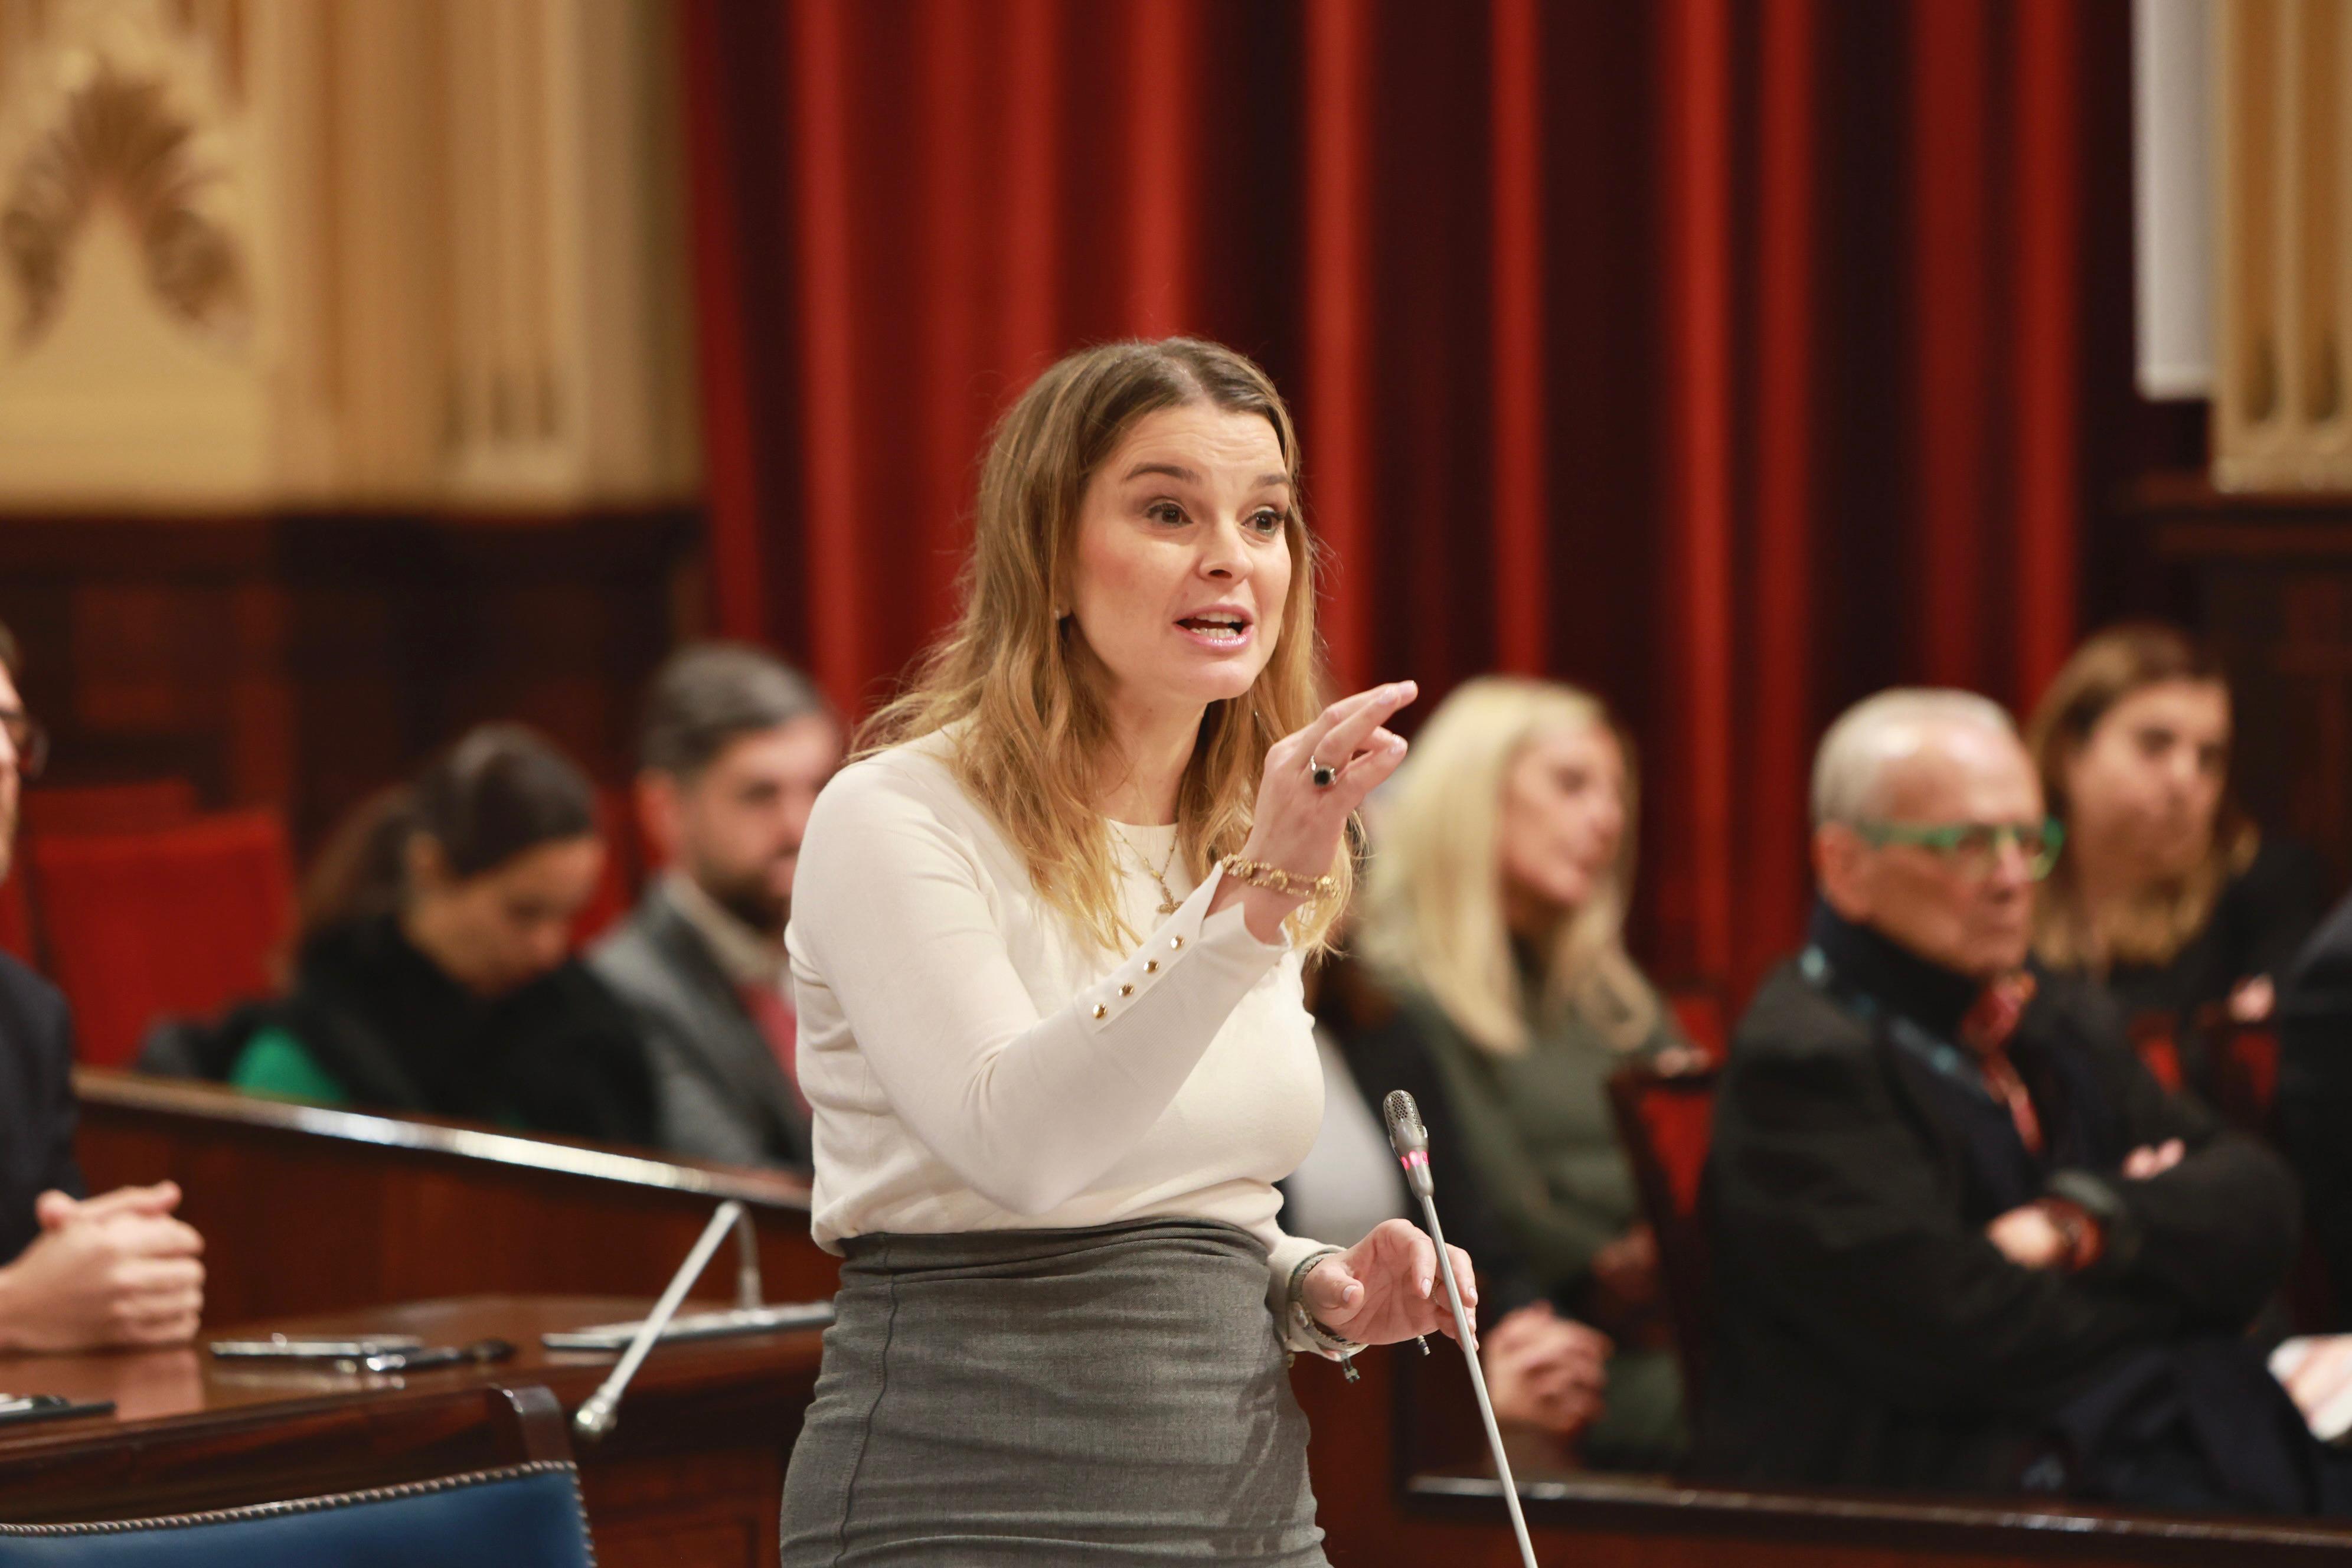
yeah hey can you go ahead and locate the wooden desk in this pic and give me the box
[0,1295,822,1567]
[71,1070,840,1321]
[72,1072,2352,1566]
[1292,1347,2352,1568]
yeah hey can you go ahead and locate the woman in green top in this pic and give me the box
[1350,676,1688,1470]
[218,724,655,1145]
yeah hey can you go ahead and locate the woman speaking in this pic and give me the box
[780,338,1471,1564]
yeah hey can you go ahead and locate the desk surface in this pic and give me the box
[0,1295,822,1436]
[0,1295,826,1539]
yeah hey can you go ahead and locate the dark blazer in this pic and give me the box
[1699,946,2302,1500]
[2101,837,2334,1024]
[0,952,83,1266]
[2281,891,2352,1317]
[590,882,809,1169]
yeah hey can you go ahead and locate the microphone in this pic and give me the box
[1382,1090,1433,1198]
[1383,1090,1541,1568]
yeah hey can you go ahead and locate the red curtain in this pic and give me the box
[680,0,2137,999]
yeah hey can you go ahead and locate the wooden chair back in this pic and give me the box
[21,779,200,838]
[28,811,295,1066]
[1605,1053,1721,1412]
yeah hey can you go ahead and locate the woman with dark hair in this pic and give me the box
[220,724,656,1144]
[2025,623,2333,1092]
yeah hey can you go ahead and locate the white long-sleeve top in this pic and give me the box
[785,733,1336,1344]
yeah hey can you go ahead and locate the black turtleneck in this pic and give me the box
[1805,898,2131,1205]
[1805,899,1983,1040]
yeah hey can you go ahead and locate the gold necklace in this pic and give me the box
[1121,828,1183,916]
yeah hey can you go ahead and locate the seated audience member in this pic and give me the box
[593,645,841,1167]
[1701,689,2335,1513]
[0,618,205,1350]
[214,724,656,1145]
[2281,896,2352,1318]
[2026,624,2331,1090]
[1341,676,1687,1469]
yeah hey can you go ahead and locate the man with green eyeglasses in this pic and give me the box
[1698,689,2342,1513]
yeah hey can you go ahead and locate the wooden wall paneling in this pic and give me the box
[71,1071,838,1324]
[0,510,696,853]
[2129,476,2352,884]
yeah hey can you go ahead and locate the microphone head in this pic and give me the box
[1383,1090,1427,1155]
[1383,1089,1433,1197]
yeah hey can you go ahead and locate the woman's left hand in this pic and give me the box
[1299,1218,1477,1348]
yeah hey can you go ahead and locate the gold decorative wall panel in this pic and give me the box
[2216,0,2352,491]
[0,0,697,509]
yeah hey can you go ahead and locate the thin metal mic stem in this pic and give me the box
[731,1204,764,1309]
[1417,1192,1540,1568]
[574,1200,746,1442]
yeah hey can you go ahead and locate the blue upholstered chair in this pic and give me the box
[0,1458,594,1567]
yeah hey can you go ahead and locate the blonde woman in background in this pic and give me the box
[1345,675,1689,1469]
[2026,623,2331,1095]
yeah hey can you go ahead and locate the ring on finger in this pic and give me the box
[1308,753,1339,789]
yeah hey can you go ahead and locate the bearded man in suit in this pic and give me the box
[593,644,841,1169]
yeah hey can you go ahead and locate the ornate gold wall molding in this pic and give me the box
[0,0,697,509]
[2216,0,2352,491]
[4,60,250,346]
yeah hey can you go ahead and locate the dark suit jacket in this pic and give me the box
[590,883,809,1170]
[0,952,83,1266]
[2281,891,2352,1316]
[1699,955,2300,1497]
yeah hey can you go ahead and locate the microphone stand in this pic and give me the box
[1413,1188,1538,1568]
[573,1200,757,1443]
[1386,1092,1539,1568]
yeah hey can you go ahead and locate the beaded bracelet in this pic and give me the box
[1220,854,1339,904]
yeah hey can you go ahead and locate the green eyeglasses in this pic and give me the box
[1850,816,2064,880]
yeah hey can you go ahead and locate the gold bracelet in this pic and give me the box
[1220,854,1338,904]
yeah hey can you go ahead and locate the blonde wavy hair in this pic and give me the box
[859,338,1349,954]
[1357,676,1657,1056]
[2026,621,2254,973]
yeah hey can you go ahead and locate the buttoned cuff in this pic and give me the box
[1068,861,1288,1033]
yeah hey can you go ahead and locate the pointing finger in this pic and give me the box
[1316,682,1418,776]
[1296,684,1402,759]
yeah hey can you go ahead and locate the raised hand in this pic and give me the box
[1296,1216,1476,1348]
[1212,681,1417,942]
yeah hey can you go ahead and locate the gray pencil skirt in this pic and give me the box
[779,1217,1328,1566]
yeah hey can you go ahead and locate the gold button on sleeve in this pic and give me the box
[1119,983,1135,996]
[1145,960,1159,974]
[1170,936,1185,950]
[1092,1004,1108,1020]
